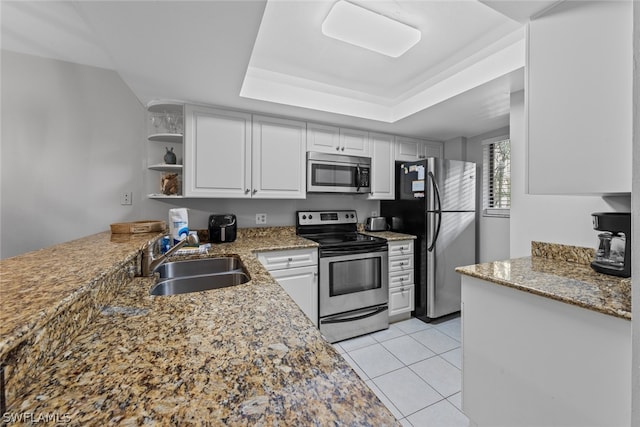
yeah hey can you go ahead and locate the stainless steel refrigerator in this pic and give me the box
[380,158,476,321]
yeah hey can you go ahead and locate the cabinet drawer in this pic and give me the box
[389,254,413,272]
[388,240,414,257]
[257,248,318,271]
[389,270,414,289]
[389,284,415,316]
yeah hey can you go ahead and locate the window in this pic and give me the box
[483,137,511,217]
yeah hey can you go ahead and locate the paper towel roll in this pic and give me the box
[169,208,189,245]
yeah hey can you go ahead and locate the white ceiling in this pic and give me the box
[0,0,560,141]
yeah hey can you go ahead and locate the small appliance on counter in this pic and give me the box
[365,216,388,232]
[208,214,237,243]
[590,212,631,278]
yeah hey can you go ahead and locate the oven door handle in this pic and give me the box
[321,305,388,324]
[320,246,388,257]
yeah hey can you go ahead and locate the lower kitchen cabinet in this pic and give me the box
[461,275,631,427]
[388,240,415,322]
[257,248,318,326]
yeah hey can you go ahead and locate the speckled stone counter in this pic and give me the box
[455,241,631,320]
[1,226,399,425]
[359,230,417,242]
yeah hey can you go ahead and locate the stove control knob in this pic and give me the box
[309,215,313,220]
[302,215,307,220]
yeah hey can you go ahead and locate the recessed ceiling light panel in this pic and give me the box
[321,0,421,58]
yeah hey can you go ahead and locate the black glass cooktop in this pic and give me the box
[301,232,385,248]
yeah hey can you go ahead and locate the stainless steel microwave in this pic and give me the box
[307,151,371,194]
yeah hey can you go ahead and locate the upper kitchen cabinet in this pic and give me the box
[307,123,370,157]
[526,0,632,195]
[251,115,306,199]
[146,101,184,198]
[394,136,443,161]
[184,105,252,198]
[368,132,395,200]
[184,106,306,199]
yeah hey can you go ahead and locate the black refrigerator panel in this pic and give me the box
[396,160,429,202]
[381,161,429,317]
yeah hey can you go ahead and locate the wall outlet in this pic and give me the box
[371,211,378,217]
[120,191,133,205]
[256,213,267,225]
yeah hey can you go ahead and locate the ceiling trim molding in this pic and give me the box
[240,32,525,123]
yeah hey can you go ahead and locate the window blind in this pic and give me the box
[482,138,511,215]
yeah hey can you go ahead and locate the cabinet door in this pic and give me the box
[307,122,340,154]
[526,0,632,194]
[340,128,370,156]
[423,140,443,158]
[368,132,395,200]
[252,116,306,199]
[184,105,252,197]
[394,136,422,161]
[269,265,318,326]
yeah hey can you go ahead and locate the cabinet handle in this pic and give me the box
[287,257,293,262]
[252,189,257,194]
[245,189,250,194]
[336,146,340,151]
[341,147,345,151]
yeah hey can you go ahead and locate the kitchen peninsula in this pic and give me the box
[0,229,399,425]
[456,242,631,427]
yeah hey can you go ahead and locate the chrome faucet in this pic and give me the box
[141,233,199,276]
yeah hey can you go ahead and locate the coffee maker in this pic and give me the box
[590,212,631,278]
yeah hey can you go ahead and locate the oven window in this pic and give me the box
[329,257,382,296]
[312,164,357,187]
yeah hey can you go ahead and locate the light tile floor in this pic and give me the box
[332,316,471,427]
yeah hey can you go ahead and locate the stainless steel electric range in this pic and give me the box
[296,210,389,343]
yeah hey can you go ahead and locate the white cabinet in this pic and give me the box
[257,248,318,326]
[368,132,395,200]
[146,102,184,198]
[395,136,443,161]
[307,122,370,156]
[526,0,632,194]
[252,115,306,199]
[184,105,252,198]
[462,275,631,427]
[387,240,415,321]
[184,106,306,198]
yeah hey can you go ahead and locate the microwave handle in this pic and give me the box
[356,165,361,191]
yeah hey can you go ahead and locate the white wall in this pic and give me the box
[1,51,146,258]
[466,127,511,263]
[141,195,379,232]
[509,90,631,257]
[0,51,380,259]
[631,2,639,425]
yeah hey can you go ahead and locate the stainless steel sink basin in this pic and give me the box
[150,272,250,296]
[154,257,245,279]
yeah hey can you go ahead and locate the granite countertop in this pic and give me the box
[455,241,631,320]
[1,226,399,425]
[359,230,417,241]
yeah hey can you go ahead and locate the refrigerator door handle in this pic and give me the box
[427,171,442,252]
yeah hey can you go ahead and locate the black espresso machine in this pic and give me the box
[590,212,631,278]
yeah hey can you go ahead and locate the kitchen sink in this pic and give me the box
[150,256,251,296]
[154,256,246,279]
[150,272,250,296]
